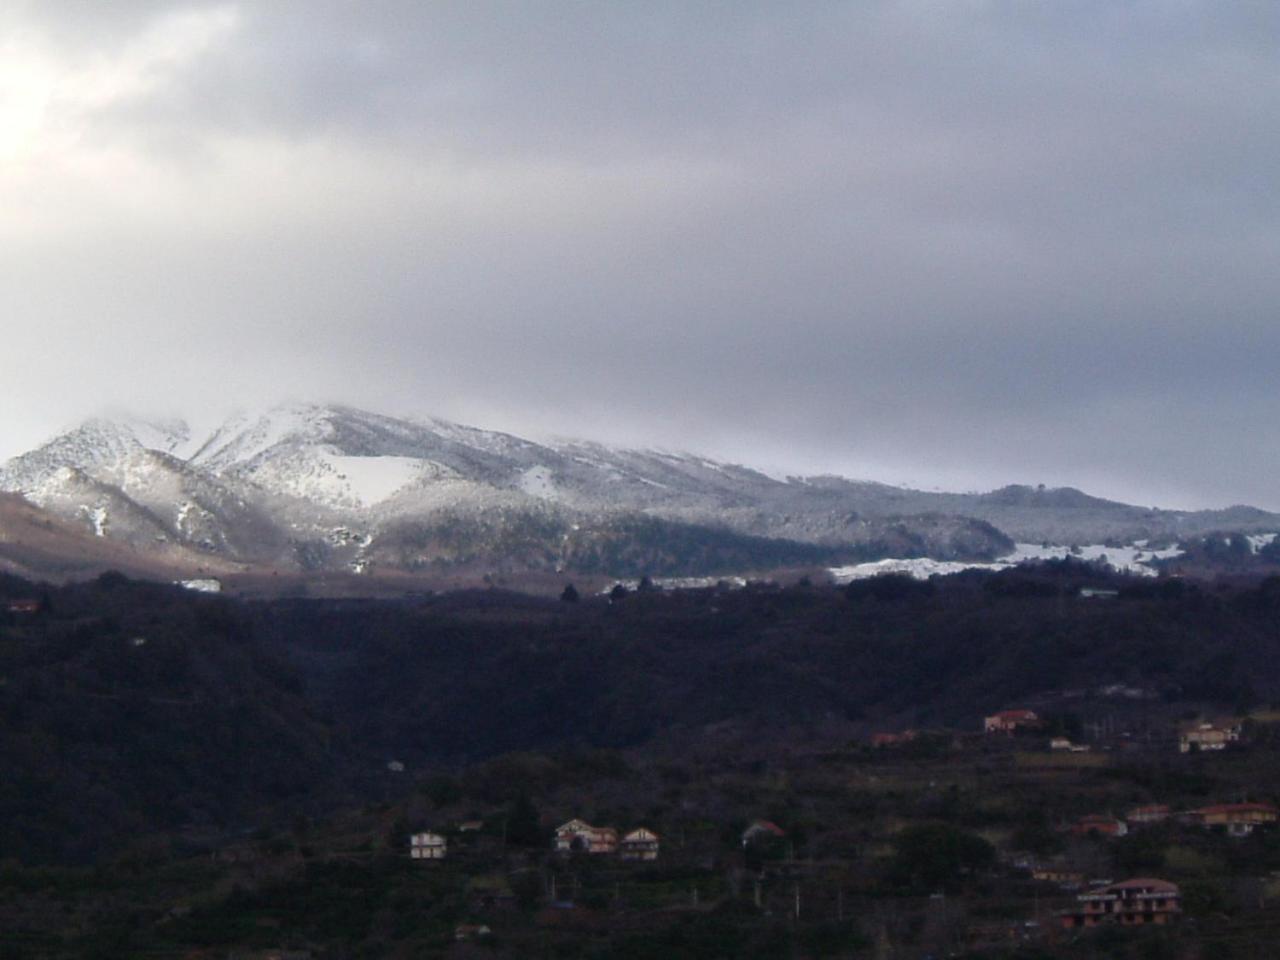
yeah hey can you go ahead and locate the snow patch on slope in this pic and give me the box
[1004,542,1185,573]
[830,541,1187,584]
[830,557,1007,582]
[237,449,432,509]
[178,578,223,593]
[517,466,558,500]
[82,505,108,537]
[323,455,427,506]
[1247,533,1278,553]
[125,418,193,458]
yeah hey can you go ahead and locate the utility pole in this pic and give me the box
[875,921,892,960]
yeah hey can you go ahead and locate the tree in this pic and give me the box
[887,824,995,892]
[845,573,934,603]
[506,794,543,847]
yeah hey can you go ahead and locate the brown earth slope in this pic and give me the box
[0,492,241,582]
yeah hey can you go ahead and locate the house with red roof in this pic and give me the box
[554,819,618,855]
[741,820,786,847]
[984,709,1041,734]
[1060,878,1181,929]
[1070,815,1128,838]
[619,828,660,862]
[1126,804,1171,826]
[1185,803,1278,837]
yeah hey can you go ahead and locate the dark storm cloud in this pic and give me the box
[2,2,1278,508]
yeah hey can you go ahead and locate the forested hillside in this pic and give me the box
[2,564,1278,865]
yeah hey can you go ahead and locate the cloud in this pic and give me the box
[1,2,1278,510]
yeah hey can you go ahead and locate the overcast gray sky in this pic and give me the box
[2,1,1277,508]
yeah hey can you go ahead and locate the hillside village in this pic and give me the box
[10,685,1280,957]
[356,712,1278,953]
[6,567,1280,957]
[114,719,1280,956]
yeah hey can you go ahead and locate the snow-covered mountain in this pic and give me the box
[3,402,1277,581]
[0,416,283,560]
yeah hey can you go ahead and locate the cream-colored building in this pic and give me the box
[554,819,618,854]
[1179,721,1242,753]
[409,832,447,860]
[620,828,660,861]
[1188,803,1278,837]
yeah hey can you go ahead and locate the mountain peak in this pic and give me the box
[0,414,191,492]
[3,403,1279,584]
[187,402,339,470]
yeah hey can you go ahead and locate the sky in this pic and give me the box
[1,1,1277,510]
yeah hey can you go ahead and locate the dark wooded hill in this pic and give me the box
[2,562,1279,864]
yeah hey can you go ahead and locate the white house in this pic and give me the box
[620,828,660,861]
[409,832,447,860]
[1179,721,1242,753]
[554,819,618,854]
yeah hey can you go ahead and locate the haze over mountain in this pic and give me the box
[2,403,1276,587]
[3,4,1278,514]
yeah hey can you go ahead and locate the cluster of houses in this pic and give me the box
[1018,799,1277,928]
[1066,801,1278,840]
[1021,864,1185,929]
[410,818,792,864]
[409,821,662,863]
[977,710,1249,757]
[868,710,1045,748]
[553,820,660,861]
[863,707,1258,761]
[871,709,1047,744]
[1179,720,1243,753]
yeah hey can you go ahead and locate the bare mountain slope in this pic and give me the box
[0,493,239,581]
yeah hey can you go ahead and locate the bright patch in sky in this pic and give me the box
[2,4,1278,511]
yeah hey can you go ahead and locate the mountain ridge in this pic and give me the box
[2,402,1276,584]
